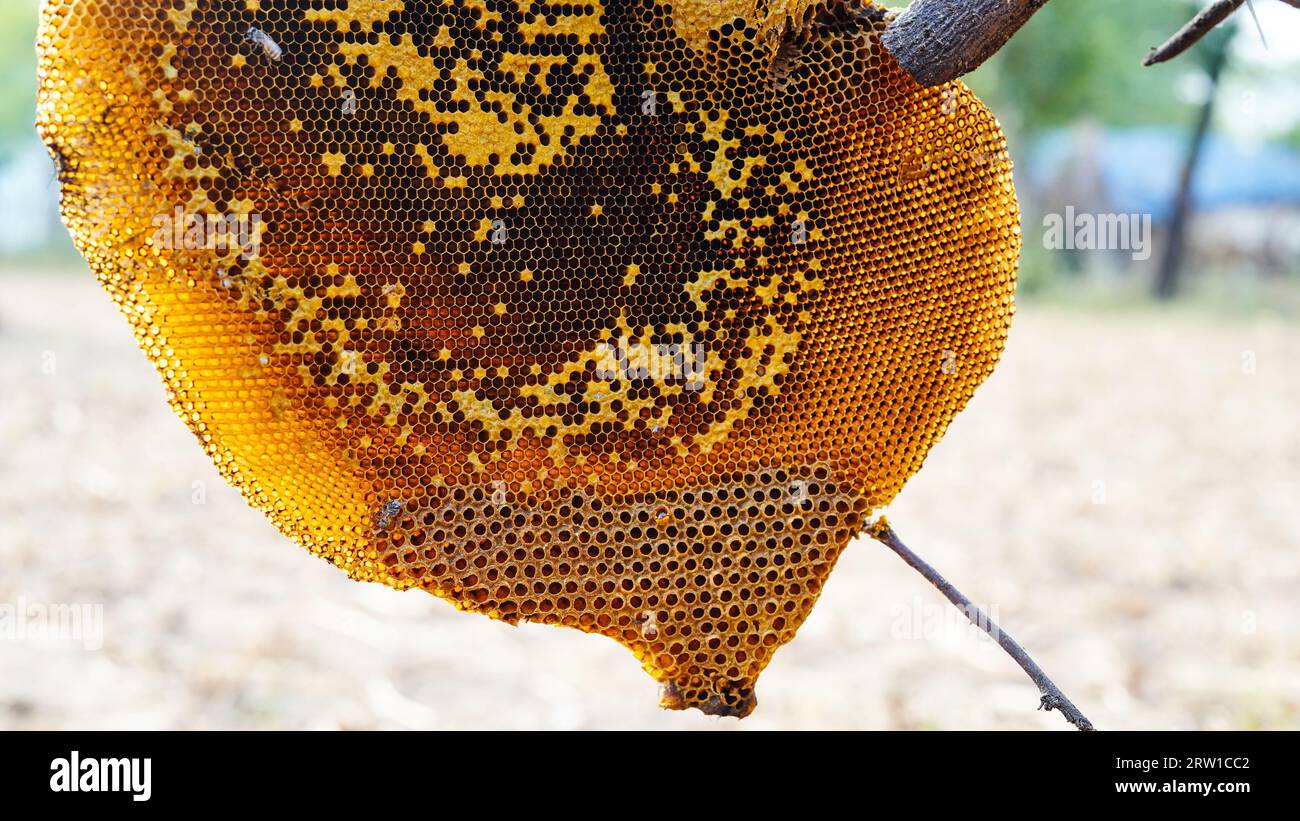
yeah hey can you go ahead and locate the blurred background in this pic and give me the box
[1,0,1297,729]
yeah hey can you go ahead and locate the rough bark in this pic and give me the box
[881,0,1052,87]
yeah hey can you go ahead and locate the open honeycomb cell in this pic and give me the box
[37,0,1019,717]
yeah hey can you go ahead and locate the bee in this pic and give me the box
[182,123,203,155]
[635,611,659,641]
[768,37,802,92]
[48,144,68,182]
[373,499,404,533]
[244,26,282,62]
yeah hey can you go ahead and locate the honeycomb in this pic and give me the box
[37,0,1019,717]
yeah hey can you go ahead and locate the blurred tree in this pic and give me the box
[1155,18,1235,300]
[965,0,1194,137]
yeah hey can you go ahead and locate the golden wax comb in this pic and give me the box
[38,0,1018,716]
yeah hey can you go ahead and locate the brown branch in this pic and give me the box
[868,518,1096,731]
[1145,0,1246,66]
[878,0,1298,84]
[881,0,1053,87]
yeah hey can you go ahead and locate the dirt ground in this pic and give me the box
[1,270,1297,730]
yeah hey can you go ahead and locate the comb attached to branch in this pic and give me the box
[36,0,1094,725]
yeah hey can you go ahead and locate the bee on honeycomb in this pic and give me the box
[243,26,284,63]
[37,0,1019,717]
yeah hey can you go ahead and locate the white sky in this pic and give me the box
[1211,0,1300,140]
[1233,0,1300,63]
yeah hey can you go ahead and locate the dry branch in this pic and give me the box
[881,0,1053,87]
[879,0,1298,83]
[1145,0,1247,66]
[868,519,1096,731]
[1142,0,1300,67]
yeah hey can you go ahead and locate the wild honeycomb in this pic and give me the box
[37,0,1019,717]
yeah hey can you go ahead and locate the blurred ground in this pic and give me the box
[1,270,1298,730]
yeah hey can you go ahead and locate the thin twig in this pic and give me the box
[1145,0,1246,66]
[868,518,1095,731]
[1244,0,1268,49]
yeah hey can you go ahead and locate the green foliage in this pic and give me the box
[964,0,1197,137]
[1282,122,1300,152]
[0,0,38,158]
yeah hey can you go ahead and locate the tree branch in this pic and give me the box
[1144,0,1246,66]
[881,0,1053,87]
[878,0,1298,84]
[868,518,1096,731]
